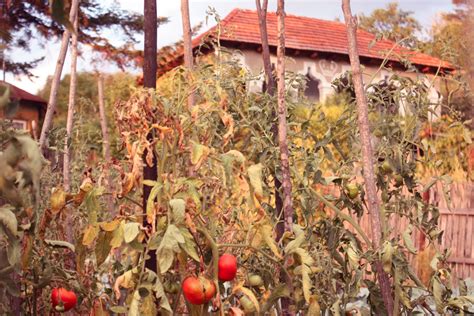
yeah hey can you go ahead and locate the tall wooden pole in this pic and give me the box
[97,74,114,213]
[256,0,276,95]
[143,0,158,271]
[39,0,80,151]
[276,0,293,233]
[63,6,79,193]
[341,0,394,313]
[180,0,195,108]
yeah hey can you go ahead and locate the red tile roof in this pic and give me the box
[186,9,452,71]
[1,81,47,106]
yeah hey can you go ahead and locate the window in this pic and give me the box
[11,119,27,130]
[304,68,320,102]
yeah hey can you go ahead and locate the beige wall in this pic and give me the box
[230,48,443,119]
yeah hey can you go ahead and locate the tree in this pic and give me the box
[0,0,145,77]
[143,0,158,273]
[422,0,473,125]
[342,0,394,314]
[358,2,421,47]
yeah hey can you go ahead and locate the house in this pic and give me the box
[158,9,453,113]
[0,81,46,138]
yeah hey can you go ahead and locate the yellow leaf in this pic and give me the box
[381,241,394,274]
[99,219,120,232]
[110,221,124,248]
[248,163,264,199]
[260,224,283,260]
[50,187,67,214]
[233,285,260,314]
[82,224,99,246]
[190,141,210,166]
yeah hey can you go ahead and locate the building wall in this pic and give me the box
[0,101,41,139]
[231,48,443,118]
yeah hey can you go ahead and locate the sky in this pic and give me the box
[4,0,454,94]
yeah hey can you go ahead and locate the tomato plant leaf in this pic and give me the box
[402,225,418,254]
[260,224,283,259]
[123,222,140,243]
[169,199,185,224]
[82,224,99,246]
[0,206,18,236]
[44,239,75,252]
[178,227,200,261]
[248,163,264,199]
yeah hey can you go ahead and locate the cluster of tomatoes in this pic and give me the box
[50,253,238,312]
[182,253,238,305]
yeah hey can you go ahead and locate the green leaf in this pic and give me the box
[0,84,10,108]
[157,248,174,275]
[95,231,113,266]
[44,239,75,252]
[169,199,185,224]
[154,278,172,312]
[191,141,210,165]
[123,222,140,243]
[402,225,418,254]
[178,227,200,261]
[432,276,444,313]
[156,224,185,273]
[146,183,162,223]
[7,239,20,266]
[261,284,290,312]
[284,231,305,254]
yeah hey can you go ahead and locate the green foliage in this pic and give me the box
[2,0,146,76]
[1,36,472,316]
[358,2,422,48]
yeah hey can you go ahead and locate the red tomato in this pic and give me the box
[182,276,216,305]
[218,254,237,281]
[200,277,216,302]
[51,287,77,312]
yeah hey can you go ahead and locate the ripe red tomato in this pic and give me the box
[51,287,77,312]
[200,277,216,302]
[218,253,237,281]
[182,276,216,305]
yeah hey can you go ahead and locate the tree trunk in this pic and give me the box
[256,0,284,240]
[143,0,158,271]
[97,74,114,214]
[256,0,276,95]
[341,0,394,314]
[180,0,195,108]
[276,0,293,233]
[63,8,79,193]
[39,0,80,151]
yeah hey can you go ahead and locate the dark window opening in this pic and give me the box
[304,68,320,102]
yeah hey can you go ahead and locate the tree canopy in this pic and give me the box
[0,0,146,77]
[358,2,422,48]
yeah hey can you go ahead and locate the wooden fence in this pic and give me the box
[342,181,474,281]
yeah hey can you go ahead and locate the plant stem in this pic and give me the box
[341,0,394,313]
